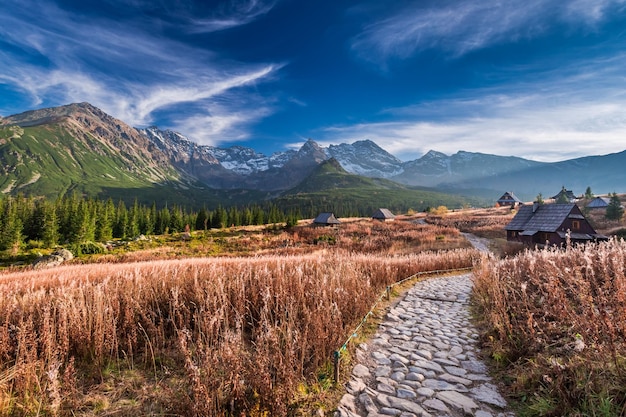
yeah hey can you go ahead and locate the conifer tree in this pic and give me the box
[606,192,624,221]
[0,198,23,254]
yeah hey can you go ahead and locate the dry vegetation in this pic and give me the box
[473,239,626,416]
[0,219,479,416]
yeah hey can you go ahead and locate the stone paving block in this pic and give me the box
[353,364,371,378]
[423,398,450,413]
[470,383,508,408]
[436,390,479,414]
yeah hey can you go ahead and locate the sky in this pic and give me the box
[1,0,626,162]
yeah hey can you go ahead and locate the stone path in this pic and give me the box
[335,273,514,417]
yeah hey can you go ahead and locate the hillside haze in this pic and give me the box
[1,102,625,207]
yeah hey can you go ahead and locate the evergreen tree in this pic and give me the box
[556,187,570,204]
[114,200,128,239]
[212,206,227,228]
[125,199,141,238]
[535,193,545,205]
[585,186,594,200]
[169,205,184,232]
[0,198,23,254]
[195,207,209,230]
[155,207,171,234]
[606,192,624,221]
[95,199,115,242]
[39,200,59,247]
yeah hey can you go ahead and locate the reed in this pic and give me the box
[0,248,476,416]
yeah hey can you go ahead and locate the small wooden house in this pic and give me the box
[496,191,522,207]
[586,196,610,209]
[312,212,340,226]
[551,187,578,203]
[505,203,606,246]
[372,208,395,221]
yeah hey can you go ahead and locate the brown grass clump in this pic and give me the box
[473,239,626,416]
[0,248,476,416]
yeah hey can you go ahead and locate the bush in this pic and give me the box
[71,241,107,255]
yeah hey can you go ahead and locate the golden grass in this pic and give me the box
[0,242,477,416]
[473,239,626,416]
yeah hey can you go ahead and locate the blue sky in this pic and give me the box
[1,0,626,162]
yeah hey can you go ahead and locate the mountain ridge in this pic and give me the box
[2,102,626,204]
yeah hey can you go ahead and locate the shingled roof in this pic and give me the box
[497,191,522,204]
[505,203,581,232]
[313,212,340,225]
[372,208,395,220]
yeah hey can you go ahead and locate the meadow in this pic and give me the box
[0,216,479,416]
[473,239,626,416]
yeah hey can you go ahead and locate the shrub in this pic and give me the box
[473,239,626,415]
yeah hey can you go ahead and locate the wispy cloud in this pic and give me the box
[351,0,626,62]
[187,0,278,33]
[317,51,626,162]
[0,0,280,144]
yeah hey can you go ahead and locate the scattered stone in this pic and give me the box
[353,364,370,378]
[436,390,479,414]
[470,383,508,408]
[423,398,450,413]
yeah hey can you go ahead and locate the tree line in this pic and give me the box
[0,194,301,253]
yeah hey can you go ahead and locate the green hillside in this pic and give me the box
[0,124,265,208]
[274,159,488,217]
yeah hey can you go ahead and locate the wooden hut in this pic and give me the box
[505,203,606,246]
[496,191,522,207]
[372,208,395,221]
[586,196,610,209]
[312,212,340,226]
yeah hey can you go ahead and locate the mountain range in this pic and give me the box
[1,102,624,210]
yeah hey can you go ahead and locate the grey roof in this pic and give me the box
[497,191,522,203]
[505,203,578,232]
[372,208,395,219]
[313,212,340,224]
[587,197,610,208]
[551,189,577,201]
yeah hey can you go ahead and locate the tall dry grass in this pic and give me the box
[0,248,477,416]
[473,239,626,415]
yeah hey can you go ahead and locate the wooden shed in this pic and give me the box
[586,196,610,209]
[312,212,340,226]
[372,208,395,221]
[496,191,523,207]
[551,187,578,203]
[505,203,606,246]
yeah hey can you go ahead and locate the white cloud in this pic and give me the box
[0,0,281,136]
[171,104,273,145]
[317,64,626,163]
[352,0,626,62]
[188,0,278,33]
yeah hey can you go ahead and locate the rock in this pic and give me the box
[33,248,74,269]
[470,383,508,408]
[353,364,370,378]
[339,394,357,413]
[436,390,479,414]
[359,392,378,414]
[423,398,450,413]
[346,378,367,395]
[387,396,431,416]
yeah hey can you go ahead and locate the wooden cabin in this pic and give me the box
[372,208,395,222]
[586,196,610,209]
[312,212,340,226]
[505,203,606,246]
[496,191,522,207]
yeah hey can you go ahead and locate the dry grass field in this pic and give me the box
[0,218,479,416]
[473,239,626,416]
[3,203,624,416]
